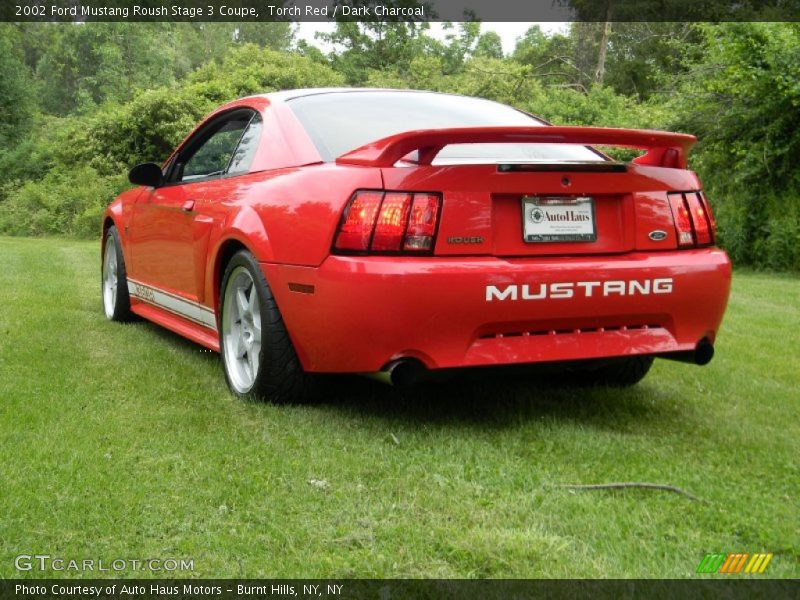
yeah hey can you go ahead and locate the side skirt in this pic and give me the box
[128,278,220,352]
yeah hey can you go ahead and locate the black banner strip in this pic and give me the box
[2,0,800,22]
[3,579,799,600]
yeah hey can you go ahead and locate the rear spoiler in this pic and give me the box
[335,126,696,169]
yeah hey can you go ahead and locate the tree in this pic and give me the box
[34,23,178,114]
[474,31,503,59]
[0,25,35,146]
[668,23,800,269]
[318,0,431,83]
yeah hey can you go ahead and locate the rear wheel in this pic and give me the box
[219,250,313,403]
[102,226,133,321]
[581,355,654,387]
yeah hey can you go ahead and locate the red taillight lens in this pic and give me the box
[685,192,711,245]
[334,191,441,254]
[404,193,440,251]
[371,193,412,251]
[668,191,716,248]
[699,191,717,242]
[334,191,383,251]
[668,193,694,247]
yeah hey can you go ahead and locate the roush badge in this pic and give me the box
[649,230,668,241]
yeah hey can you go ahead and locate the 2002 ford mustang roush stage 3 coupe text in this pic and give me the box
[101,88,731,402]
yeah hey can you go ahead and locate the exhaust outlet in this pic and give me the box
[363,359,427,387]
[659,338,714,366]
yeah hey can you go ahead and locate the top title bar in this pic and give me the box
[2,0,799,22]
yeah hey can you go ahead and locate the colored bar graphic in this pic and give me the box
[758,553,773,573]
[697,552,773,575]
[732,553,749,573]
[696,554,726,574]
[719,554,738,573]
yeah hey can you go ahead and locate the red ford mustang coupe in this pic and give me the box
[101,88,731,402]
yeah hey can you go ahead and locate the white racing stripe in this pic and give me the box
[127,278,217,330]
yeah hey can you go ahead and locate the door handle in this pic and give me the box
[181,199,196,213]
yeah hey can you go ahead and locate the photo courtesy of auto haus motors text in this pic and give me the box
[0,0,797,598]
[15,583,344,597]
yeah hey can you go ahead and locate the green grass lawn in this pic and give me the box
[0,236,798,579]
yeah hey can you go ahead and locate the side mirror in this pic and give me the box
[128,163,164,188]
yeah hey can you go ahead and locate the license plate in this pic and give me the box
[522,196,596,242]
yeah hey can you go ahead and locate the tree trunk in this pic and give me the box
[594,5,612,85]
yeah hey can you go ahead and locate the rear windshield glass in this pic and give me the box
[287,91,605,164]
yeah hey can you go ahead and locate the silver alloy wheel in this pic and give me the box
[222,266,262,393]
[102,236,118,319]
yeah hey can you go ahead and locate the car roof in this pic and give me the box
[240,87,466,105]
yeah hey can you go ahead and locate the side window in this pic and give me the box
[179,116,249,182]
[171,109,262,184]
[228,113,262,175]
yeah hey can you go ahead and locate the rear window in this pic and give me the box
[287,91,605,165]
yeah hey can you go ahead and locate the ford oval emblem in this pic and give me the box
[649,230,668,241]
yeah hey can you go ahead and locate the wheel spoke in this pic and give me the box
[248,349,259,381]
[236,287,249,317]
[236,338,247,360]
[248,285,258,315]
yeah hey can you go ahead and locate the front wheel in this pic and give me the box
[102,226,133,321]
[219,250,314,403]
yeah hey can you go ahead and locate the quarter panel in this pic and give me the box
[200,164,383,306]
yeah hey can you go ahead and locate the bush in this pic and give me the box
[0,168,126,238]
[0,46,345,239]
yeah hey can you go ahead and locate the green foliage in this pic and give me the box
[188,44,345,97]
[319,18,432,84]
[0,167,125,238]
[0,45,343,239]
[667,23,800,272]
[0,26,35,147]
[19,22,293,116]
[474,31,504,60]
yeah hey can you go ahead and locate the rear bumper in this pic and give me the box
[262,248,732,373]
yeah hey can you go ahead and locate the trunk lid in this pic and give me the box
[380,163,700,257]
[337,125,701,257]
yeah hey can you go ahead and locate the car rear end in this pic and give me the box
[263,90,731,379]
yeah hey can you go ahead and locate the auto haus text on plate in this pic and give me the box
[39,3,425,18]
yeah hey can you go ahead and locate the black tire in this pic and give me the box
[218,250,314,403]
[101,225,134,322]
[581,355,654,387]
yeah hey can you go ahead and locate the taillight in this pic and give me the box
[699,191,717,242]
[668,191,715,248]
[685,193,712,245]
[334,190,441,254]
[334,191,383,251]
[404,193,439,251]
[668,194,694,247]
[372,193,412,251]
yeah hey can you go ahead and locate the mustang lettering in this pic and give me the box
[486,278,674,301]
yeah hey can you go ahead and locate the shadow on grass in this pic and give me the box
[314,365,684,435]
[130,318,685,434]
